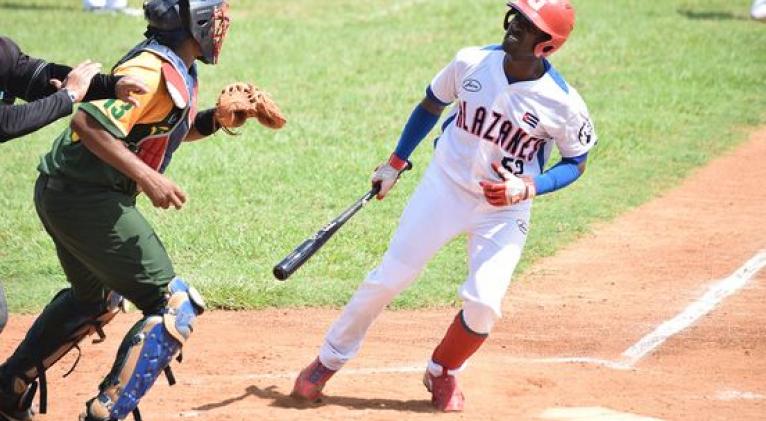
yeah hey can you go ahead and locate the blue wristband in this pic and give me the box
[393,103,440,160]
[534,153,588,195]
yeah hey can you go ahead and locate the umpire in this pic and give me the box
[0,35,147,335]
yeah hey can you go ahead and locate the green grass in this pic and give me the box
[1,0,764,312]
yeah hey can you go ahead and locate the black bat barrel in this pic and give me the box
[272,191,371,280]
[273,238,319,280]
[272,168,411,281]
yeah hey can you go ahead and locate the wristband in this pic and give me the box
[388,153,408,171]
[194,108,218,136]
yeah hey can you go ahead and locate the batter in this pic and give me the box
[292,0,597,412]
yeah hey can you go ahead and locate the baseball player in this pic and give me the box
[83,0,143,16]
[0,1,241,420]
[292,0,596,412]
[753,0,766,20]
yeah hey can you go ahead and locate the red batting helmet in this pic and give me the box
[506,0,575,57]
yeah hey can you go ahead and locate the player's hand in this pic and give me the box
[479,161,536,207]
[115,76,149,108]
[136,171,187,210]
[371,154,408,200]
[51,60,103,103]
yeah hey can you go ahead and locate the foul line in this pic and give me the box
[531,249,766,370]
[620,250,766,366]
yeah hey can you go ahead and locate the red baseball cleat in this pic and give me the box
[423,370,465,412]
[291,357,336,402]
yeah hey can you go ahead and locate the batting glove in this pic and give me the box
[371,153,409,200]
[479,161,536,207]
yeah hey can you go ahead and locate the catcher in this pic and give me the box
[0,1,284,420]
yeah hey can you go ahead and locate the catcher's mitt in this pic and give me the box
[214,82,286,134]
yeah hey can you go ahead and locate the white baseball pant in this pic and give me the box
[319,160,530,370]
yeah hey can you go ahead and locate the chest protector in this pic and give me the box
[115,39,199,173]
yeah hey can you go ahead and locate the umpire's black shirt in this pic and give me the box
[0,36,120,142]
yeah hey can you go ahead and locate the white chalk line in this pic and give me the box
[181,357,633,385]
[620,250,766,366]
[715,389,765,401]
[541,406,665,421]
[527,357,633,371]
[183,250,766,385]
[527,250,766,370]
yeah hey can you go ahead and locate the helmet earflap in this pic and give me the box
[534,40,557,58]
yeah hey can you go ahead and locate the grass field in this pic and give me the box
[0,0,764,312]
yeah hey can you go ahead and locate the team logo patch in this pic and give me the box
[462,79,482,93]
[578,119,594,146]
[522,112,540,129]
[516,219,528,236]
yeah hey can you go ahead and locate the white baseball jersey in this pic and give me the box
[428,45,597,203]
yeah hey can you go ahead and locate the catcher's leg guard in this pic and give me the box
[0,289,123,420]
[83,278,204,421]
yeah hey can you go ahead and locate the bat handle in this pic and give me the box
[368,183,381,199]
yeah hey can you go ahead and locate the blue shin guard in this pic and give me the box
[85,278,205,420]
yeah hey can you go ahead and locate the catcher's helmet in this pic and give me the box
[505,0,575,57]
[143,0,230,64]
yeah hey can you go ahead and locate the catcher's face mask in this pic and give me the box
[183,0,230,65]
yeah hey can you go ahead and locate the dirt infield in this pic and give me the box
[3,129,765,420]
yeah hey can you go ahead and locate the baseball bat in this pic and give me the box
[273,185,381,280]
[273,162,411,281]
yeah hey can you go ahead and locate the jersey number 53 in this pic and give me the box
[501,157,525,176]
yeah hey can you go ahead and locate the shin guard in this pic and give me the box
[85,278,204,420]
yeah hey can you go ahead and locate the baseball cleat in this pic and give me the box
[0,409,34,421]
[77,397,111,421]
[423,370,464,412]
[291,357,336,402]
[0,379,36,421]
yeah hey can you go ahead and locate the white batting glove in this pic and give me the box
[371,154,408,200]
[479,161,536,207]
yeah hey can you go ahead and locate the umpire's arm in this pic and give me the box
[0,90,74,142]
